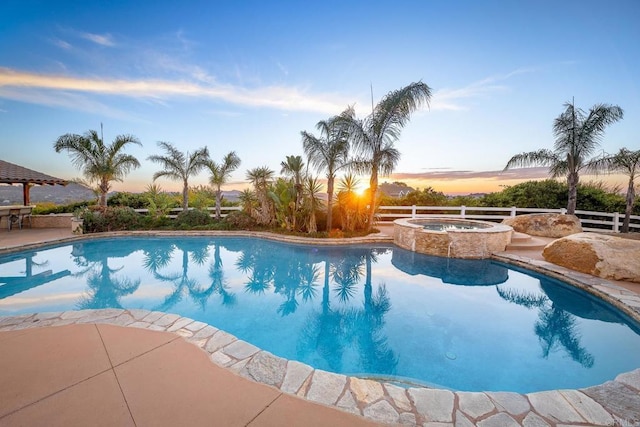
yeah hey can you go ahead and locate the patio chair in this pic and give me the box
[18,206,33,228]
[8,208,21,230]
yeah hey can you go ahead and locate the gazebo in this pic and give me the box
[0,160,69,205]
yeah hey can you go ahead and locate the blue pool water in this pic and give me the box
[1,236,639,393]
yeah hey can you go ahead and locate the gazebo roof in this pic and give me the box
[0,160,68,186]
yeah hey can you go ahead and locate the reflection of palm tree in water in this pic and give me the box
[196,244,236,308]
[496,285,595,368]
[237,241,319,316]
[299,248,398,375]
[150,240,210,312]
[74,257,140,310]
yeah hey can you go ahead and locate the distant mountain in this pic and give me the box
[0,183,95,206]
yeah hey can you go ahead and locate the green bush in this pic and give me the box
[34,201,93,214]
[174,209,212,228]
[223,211,258,229]
[79,206,143,232]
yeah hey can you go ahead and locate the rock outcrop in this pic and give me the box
[542,232,640,283]
[502,213,582,238]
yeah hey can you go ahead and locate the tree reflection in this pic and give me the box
[237,241,320,316]
[298,248,397,375]
[148,240,210,311]
[496,282,595,368]
[71,243,140,309]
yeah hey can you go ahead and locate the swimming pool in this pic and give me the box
[1,236,639,393]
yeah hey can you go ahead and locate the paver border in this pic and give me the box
[1,230,639,426]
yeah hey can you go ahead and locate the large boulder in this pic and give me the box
[542,232,640,283]
[502,213,582,238]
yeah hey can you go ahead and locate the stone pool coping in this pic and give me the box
[1,230,639,426]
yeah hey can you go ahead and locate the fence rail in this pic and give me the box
[134,206,242,219]
[131,205,639,233]
[377,205,640,233]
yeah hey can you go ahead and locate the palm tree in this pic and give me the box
[207,151,241,220]
[54,129,142,207]
[147,142,210,210]
[280,155,305,230]
[504,101,624,214]
[302,116,350,230]
[246,166,275,225]
[337,82,432,230]
[302,176,324,233]
[587,148,640,232]
[336,173,365,232]
[238,188,257,214]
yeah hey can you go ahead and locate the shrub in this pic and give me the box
[223,211,258,229]
[79,206,143,232]
[107,192,149,209]
[34,200,93,214]
[328,228,344,238]
[174,208,212,228]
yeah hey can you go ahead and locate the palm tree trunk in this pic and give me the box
[182,180,189,210]
[367,169,379,231]
[215,186,222,220]
[326,177,334,231]
[622,178,635,233]
[566,172,579,215]
[99,178,109,208]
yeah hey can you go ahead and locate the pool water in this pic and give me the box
[422,222,481,231]
[1,236,639,393]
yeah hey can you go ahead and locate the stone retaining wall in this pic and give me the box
[394,218,513,259]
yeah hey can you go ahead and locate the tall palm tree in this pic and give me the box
[54,129,142,207]
[246,166,275,225]
[280,155,305,230]
[147,142,210,210]
[302,116,350,230]
[504,101,624,214]
[207,151,241,220]
[337,82,432,230]
[587,148,640,232]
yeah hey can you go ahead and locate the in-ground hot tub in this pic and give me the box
[394,217,513,259]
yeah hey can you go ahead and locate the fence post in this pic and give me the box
[412,205,416,218]
[510,206,516,217]
[461,205,466,219]
[561,208,567,215]
[613,212,620,232]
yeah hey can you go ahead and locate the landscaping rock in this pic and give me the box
[502,213,582,237]
[543,232,640,283]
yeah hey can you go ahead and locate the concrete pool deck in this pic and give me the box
[1,227,639,426]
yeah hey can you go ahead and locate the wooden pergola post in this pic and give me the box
[23,183,32,206]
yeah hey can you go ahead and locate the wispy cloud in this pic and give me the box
[0,67,351,114]
[431,67,537,111]
[391,166,551,181]
[0,86,145,121]
[79,31,115,47]
[50,38,72,50]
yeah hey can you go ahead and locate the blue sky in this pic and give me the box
[1,0,638,194]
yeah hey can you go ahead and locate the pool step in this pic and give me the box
[506,232,549,250]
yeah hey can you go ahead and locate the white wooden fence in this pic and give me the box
[134,206,242,219]
[133,205,639,233]
[377,205,640,233]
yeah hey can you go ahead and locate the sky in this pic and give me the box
[0,0,638,195]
